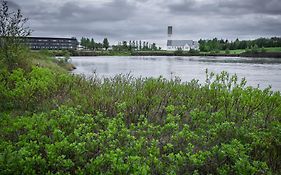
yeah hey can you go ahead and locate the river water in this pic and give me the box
[71,56,281,91]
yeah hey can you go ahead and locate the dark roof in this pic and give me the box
[26,36,77,40]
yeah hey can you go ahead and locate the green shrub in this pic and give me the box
[0,68,280,174]
[174,48,183,56]
[225,48,230,54]
[251,44,259,53]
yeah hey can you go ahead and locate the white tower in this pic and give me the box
[167,26,173,50]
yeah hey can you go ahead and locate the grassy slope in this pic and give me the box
[264,47,281,52]
[30,51,75,72]
[218,49,246,54]
[212,47,281,55]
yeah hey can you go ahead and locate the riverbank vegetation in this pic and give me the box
[199,37,281,53]
[1,60,281,174]
[1,48,281,174]
[45,46,281,58]
[1,1,281,174]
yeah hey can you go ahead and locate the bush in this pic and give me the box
[174,48,183,56]
[0,68,280,174]
[251,44,259,53]
[261,47,266,53]
[188,49,199,54]
[0,0,32,71]
[225,48,230,54]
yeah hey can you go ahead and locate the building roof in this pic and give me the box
[167,40,198,47]
[26,36,77,41]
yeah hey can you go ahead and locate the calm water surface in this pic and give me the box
[71,56,281,91]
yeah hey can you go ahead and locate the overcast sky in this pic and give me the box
[7,0,281,47]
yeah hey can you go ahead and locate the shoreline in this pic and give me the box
[51,50,281,58]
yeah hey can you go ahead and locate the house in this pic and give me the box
[167,40,199,51]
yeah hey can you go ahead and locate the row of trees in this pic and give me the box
[80,37,109,50]
[80,38,160,52]
[199,37,281,52]
[114,40,160,51]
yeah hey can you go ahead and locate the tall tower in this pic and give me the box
[168,26,173,38]
[167,26,173,50]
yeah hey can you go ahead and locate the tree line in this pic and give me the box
[113,40,160,51]
[80,37,160,51]
[80,37,109,51]
[199,37,281,52]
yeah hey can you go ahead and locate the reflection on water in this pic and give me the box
[71,56,281,91]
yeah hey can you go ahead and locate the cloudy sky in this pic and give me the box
[7,0,281,47]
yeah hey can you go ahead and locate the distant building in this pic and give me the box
[166,26,199,51]
[167,40,199,51]
[24,37,78,50]
[77,44,85,50]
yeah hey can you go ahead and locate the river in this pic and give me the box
[71,56,281,91]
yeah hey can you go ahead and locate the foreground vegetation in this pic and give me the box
[1,1,281,174]
[1,57,281,174]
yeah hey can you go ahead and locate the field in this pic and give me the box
[217,49,246,54]
[0,51,281,174]
[213,47,281,55]
[264,47,281,52]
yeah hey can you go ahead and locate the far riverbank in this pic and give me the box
[49,50,281,58]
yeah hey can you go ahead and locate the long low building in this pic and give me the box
[24,37,78,50]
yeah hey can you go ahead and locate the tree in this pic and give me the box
[85,38,90,49]
[80,37,86,47]
[151,43,157,51]
[122,41,127,49]
[129,40,132,51]
[132,40,136,49]
[90,38,95,50]
[251,44,259,53]
[96,42,103,50]
[0,0,32,70]
[136,41,139,50]
[103,38,109,50]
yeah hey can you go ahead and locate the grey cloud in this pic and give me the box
[10,0,135,22]
[6,0,20,10]
[5,0,281,47]
[58,0,134,22]
[168,0,281,16]
[219,0,281,15]
[9,0,138,40]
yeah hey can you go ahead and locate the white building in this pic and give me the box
[166,26,199,51]
[77,44,85,50]
[167,40,199,51]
